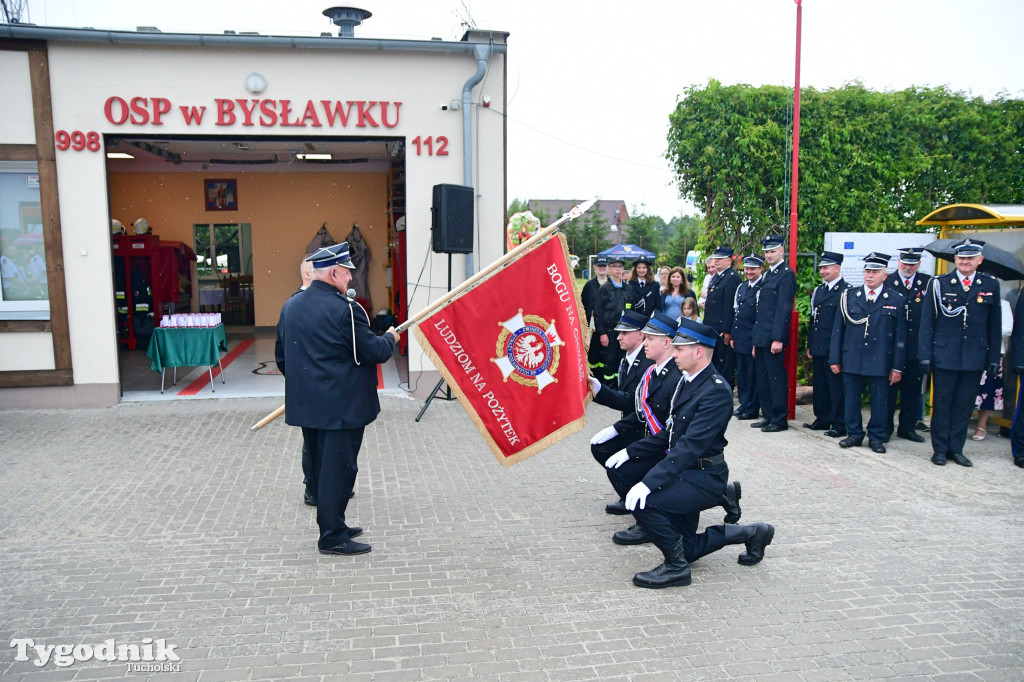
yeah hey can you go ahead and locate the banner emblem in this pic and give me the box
[494,312,563,392]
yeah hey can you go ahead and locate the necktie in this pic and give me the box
[618,358,628,386]
[905,278,911,288]
[963,277,970,288]
[868,290,876,302]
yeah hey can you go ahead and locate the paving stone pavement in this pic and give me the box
[1,394,1022,681]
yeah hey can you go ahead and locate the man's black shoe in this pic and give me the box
[612,524,651,545]
[869,442,886,454]
[1014,457,1024,468]
[896,430,926,443]
[750,419,769,428]
[318,539,371,555]
[931,452,947,466]
[348,527,363,539]
[304,487,317,506]
[722,481,742,524]
[761,423,788,433]
[823,428,846,438]
[839,437,863,448]
[950,452,973,467]
[802,421,829,430]
[917,420,930,432]
[735,412,759,420]
[733,408,744,417]
[605,500,630,515]
[738,523,775,566]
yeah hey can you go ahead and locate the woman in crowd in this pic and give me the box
[661,266,694,320]
[974,293,1014,440]
[657,266,670,292]
[625,256,661,317]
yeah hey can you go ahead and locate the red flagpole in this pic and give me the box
[787,0,802,419]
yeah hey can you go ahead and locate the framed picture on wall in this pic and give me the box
[204,179,238,211]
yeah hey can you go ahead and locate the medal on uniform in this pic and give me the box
[977,296,983,304]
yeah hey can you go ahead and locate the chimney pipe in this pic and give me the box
[322,6,372,37]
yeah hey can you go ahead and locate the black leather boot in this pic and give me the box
[719,481,742,524]
[723,522,775,565]
[632,539,691,588]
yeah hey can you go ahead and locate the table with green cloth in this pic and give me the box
[146,325,228,392]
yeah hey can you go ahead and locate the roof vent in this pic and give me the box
[322,6,372,37]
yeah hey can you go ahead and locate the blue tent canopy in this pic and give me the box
[597,243,656,260]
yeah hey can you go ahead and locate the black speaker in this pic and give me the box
[431,184,474,254]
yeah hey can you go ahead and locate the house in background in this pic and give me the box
[528,199,629,245]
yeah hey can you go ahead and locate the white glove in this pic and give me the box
[625,482,651,510]
[589,425,618,445]
[589,376,602,395]
[605,449,630,469]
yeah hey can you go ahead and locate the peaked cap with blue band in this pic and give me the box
[819,251,843,266]
[641,311,679,337]
[306,242,355,269]
[672,318,717,348]
[613,309,648,332]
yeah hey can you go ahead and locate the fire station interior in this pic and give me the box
[105,134,409,400]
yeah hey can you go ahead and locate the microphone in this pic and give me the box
[347,288,356,298]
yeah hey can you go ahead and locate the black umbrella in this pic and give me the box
[922,238,1024,280]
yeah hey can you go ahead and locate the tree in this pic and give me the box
[661,214,705,268]
[624,212,663,254]
[666,80,1024,256]
[506,198,530,221]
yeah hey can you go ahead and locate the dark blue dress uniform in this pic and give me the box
[807,267,849,433]
[590,331,655,466]
[702,248,740,387]
[752,238,797,430]
[885,262,931,439]
[731,266,762,418]
[625,279,662,318]
[1008,290,1024,468]
[919,241,1001,466]
[829,280,907,446]
[275,244,396,553]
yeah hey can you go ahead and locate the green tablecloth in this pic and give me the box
[147,325,228,373]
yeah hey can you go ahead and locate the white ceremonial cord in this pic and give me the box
[345,288,371,366]
[931,277,969,318]
[665,375,687,446]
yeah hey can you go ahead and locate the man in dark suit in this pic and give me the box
[830,253,906,454]
[701,245,740,388]
[751,235,797,432]
[731,254,764,420]
[600,312,741,545]
[275,242,398,556]
[920,239,1002,467]
[804,251,849,436]
[589,310,654,514]
[581,256,609,379]
[1008,288,1024,468]
[290,258,317,506]
[883,248,930,443]
[613,318,775,589]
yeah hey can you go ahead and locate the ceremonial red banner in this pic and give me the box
[413,235,591,466]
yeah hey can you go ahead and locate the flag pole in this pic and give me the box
[251,198,596,431]
[393,198,596,335]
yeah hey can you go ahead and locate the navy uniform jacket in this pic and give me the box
[731,278,762,355]
[595,279,627,334]
[829,286,907,376]
[275,280,396,430]
[807,279,849,357]
[1011,290,1024,369]
[919,272,1001,371]
[594,360,683,439]
[885,272,931,361]
[580,276,602,326]
[752,262,797,347]
[593,348,654,422]
[625,280,662,318]
[624,366,733,492]
[702,267,741,334]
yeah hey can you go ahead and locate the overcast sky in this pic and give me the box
[22,0,1024,221]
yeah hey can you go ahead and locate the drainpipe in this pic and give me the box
[462,42,492,278]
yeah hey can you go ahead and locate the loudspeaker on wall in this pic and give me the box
[431,184,474,254]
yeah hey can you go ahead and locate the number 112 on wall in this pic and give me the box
[410,136,449,156]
